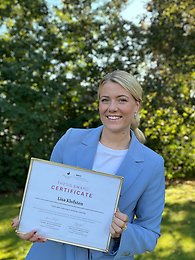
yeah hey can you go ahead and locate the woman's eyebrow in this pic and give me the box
[100,95,129,97]
[117,95,129,98]
[100,95,109,98]
[99,95,129,99]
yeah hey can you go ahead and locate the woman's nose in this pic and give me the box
[108,101,118,112]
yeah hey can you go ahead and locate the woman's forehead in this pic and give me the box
[99,81,131,95]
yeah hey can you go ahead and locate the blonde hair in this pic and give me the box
[99,70,146,144]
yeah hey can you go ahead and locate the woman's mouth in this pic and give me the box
[107,116,122,120]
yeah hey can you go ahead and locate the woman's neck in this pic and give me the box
[100,128,131,150]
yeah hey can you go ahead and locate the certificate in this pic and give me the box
[17,158,123,252]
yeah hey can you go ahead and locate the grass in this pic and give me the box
[135,180,195,260]
[0,181,195,260]
[0,195,31,260]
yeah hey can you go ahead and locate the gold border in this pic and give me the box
[17,157,124,252]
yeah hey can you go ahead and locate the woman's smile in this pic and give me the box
[106,115,122,120]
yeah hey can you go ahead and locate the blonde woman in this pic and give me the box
[13,70,165,259]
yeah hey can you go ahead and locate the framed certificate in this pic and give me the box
[17,158,123,252]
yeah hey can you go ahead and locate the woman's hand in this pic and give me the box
[11,216,47,243]
[110,209,128,238]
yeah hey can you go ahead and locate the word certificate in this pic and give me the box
[17,158,123,252]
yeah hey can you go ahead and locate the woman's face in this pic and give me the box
[99,81,140,134]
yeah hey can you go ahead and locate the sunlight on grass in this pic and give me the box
[168,210,188,222]
[0,195,31,260]
[1,181,195,260]
[135,180,195,260]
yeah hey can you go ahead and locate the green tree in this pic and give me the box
[0,0,137,192]
[1,0,194,193]
[0,0,65,191]
[137,0,195,179]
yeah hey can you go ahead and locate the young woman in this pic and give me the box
[12,70,165,259]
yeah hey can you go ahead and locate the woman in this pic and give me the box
[12,70,165,259]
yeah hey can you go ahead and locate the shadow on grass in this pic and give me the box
[160,201,195,259]
[0,195,31,260]
[163,200,195,232]
[136,199,195,259]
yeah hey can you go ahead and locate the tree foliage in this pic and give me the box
[138,0,195,179]
[0,0,194,192]
[0,0,134,192]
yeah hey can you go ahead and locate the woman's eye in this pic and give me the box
[100,98,109,103]
[119,99,128,103]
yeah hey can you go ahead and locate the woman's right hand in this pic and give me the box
[12,216,47,243]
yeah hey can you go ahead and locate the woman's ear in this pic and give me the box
[135,100,140,111]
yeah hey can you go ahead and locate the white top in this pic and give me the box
[92,142,128,175]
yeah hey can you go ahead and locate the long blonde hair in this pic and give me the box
[98,70,146,143]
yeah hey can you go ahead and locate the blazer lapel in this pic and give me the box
[116,131,144,196]
[75,126,144,198]
[76,126,103,170]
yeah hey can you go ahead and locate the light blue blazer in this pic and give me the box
[26,126,165,260]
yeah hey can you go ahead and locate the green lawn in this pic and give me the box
[0,181,195,260]
[0,194,31,260]
[135,180,195,259]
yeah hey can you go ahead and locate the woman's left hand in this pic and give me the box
[11,216,47,242]
[110,209,128,238]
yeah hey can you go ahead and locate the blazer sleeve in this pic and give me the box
[114,157,165,258]
[50,128,72,163]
